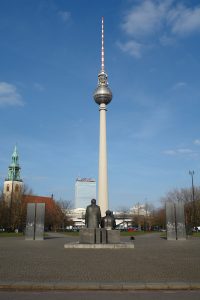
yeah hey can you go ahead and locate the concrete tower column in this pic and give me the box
[98,103,108,215]
[93,17,113,216]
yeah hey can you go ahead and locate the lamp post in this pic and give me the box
[189,170,195,227]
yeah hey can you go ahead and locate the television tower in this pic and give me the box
[93,17,113,216]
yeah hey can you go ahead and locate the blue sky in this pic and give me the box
[0,0,200,210]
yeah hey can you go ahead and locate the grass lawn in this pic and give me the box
[62,230,159,237]
[0,232,24,237]
[120,230,155,237]
[62,230,156,237]
[192,232,200,237]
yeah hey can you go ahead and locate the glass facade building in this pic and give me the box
[75,178,96,209]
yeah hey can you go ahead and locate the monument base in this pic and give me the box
[64,242,134,249]
[107,230,120,244]
[79,228,121,244]
[79,228,95,244]
[65,228,134,249]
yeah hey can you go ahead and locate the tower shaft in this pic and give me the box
[93,17,113,216]
[98,103,108,215]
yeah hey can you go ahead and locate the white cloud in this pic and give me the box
[122,1,157,36]
[163,150,176,155]
[58,10,71,23]
[0,82,24,106]
[122,0,172,37]
[117,40,143,58]
[119,1,200,57]
[164,148,196,156]
[168,4,200,36]
[177,148,194,154]
[194,139,200,145]
[172,81,187,90]
[159,34,176,46]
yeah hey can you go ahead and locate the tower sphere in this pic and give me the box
[93,83,112,105]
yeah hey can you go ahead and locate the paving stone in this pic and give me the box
[0,232,200,286]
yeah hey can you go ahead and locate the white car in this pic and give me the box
[193,226,200,232]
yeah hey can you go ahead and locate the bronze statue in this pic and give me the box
[85,199,101,228]
[101,210,116,229]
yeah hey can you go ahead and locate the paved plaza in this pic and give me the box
[0,232,200,290]
[1,290,200,300]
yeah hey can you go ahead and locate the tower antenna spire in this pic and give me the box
[101,16,105,72]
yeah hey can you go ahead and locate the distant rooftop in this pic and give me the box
[76,177,96,182]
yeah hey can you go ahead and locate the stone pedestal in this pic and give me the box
[79,228,121,244]
[79,228,95,244]
[64,243,134,249]
[107,230,120,244]
[65,228,134,249]
[95,228,101,244]
[101,228,107,244]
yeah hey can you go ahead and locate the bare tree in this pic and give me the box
[0,184,33,231]
[57,199,74,230]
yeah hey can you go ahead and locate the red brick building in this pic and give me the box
[22,195,63,230]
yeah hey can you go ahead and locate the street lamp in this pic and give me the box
[189,170,195,227]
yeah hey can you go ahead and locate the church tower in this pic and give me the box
[3,145,23,206]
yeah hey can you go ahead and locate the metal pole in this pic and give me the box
[189,170,195,227]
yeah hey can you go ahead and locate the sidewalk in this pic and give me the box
[0,232,200,290]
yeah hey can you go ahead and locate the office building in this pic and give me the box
[74,178,96,209]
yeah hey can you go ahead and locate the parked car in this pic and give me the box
[127,227,138,232]
[193,226,200,232]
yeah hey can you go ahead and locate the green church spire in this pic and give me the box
[7,145,22,181]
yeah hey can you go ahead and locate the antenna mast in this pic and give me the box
[101,16,105,72]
